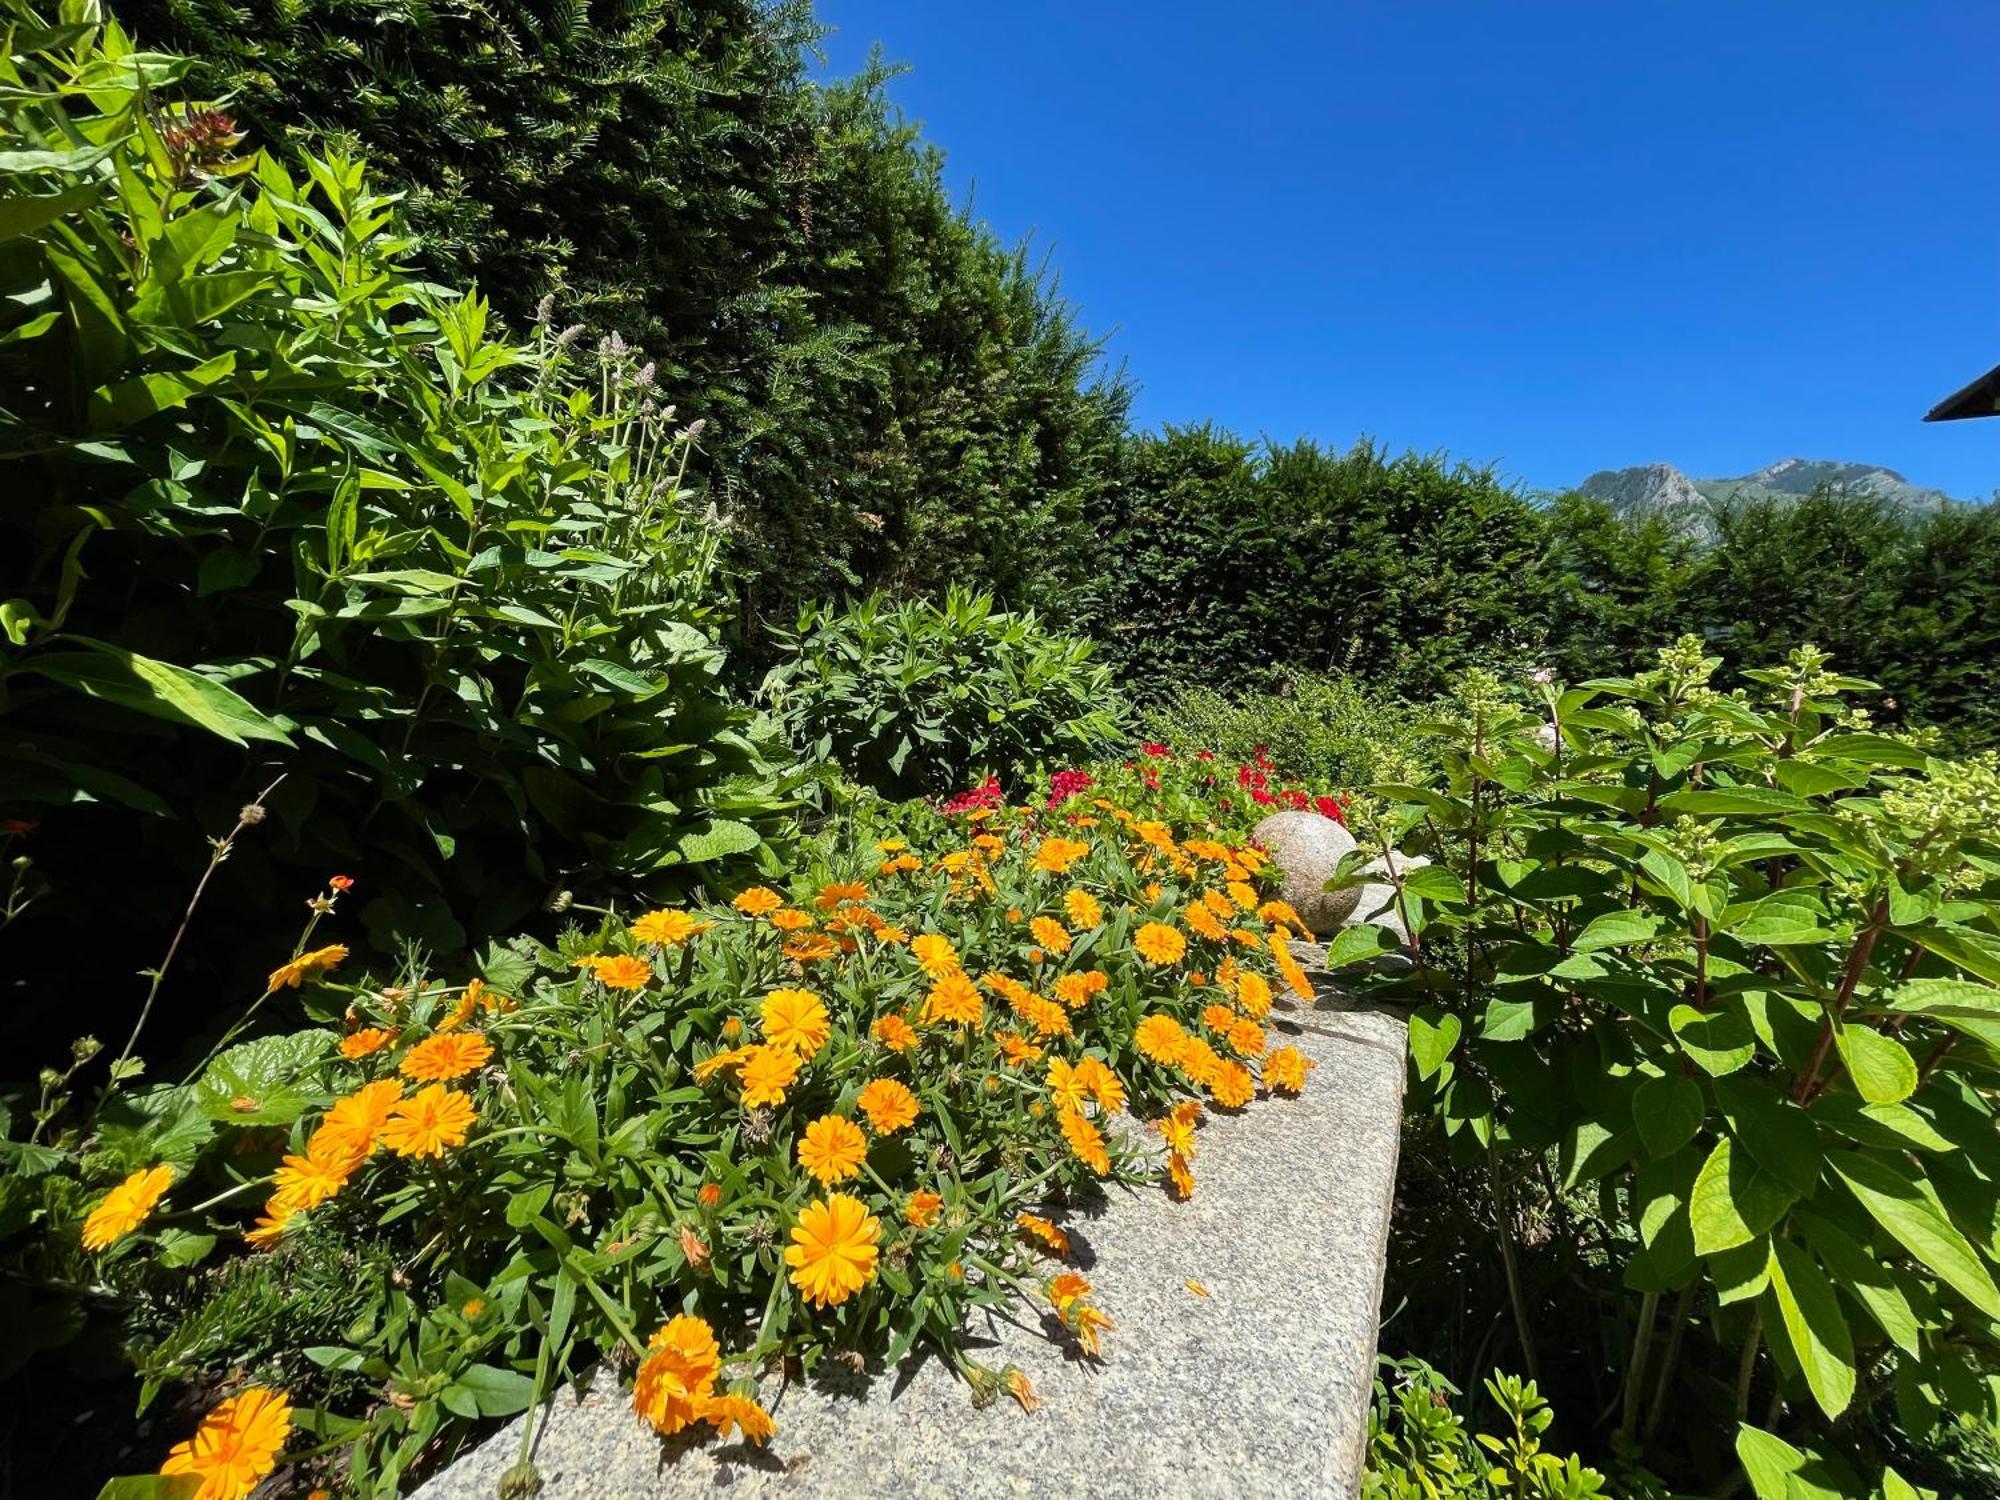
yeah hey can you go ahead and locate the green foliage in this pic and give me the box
[1143,669,1433,791]
[1364,1356,1607,1499]
[114,0,1131,628]
[1092,431,1551,699]
[0,7,791,994]
[761,589,1128,798]
[1328,639,2000,1488]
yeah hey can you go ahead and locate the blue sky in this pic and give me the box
[817,2,2000,500]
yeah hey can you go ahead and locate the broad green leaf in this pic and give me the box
[0,184,98,240]
[1407,1009,1461,1081]
[1897,925,2000,986]
[1830,1153,2000,1318]
[193,1031,334,1126]
[1734,1424,1807,1500]
[1319,922,1392,970]
[1795,1208,1920,1354]
[676,818,761,864]
[1715,1078,1822,1194]
[1573,909,1664,951]
[23,640,291,746]
[1634,1073,1704,1159]
[451,1363,537,1417]
[95,1479,200,1500]
[1659,787,1805,817]
[1768,1238,1855,1417]
[1722,889,1832,947]
[1873,978,2000,1020]
[88,351,237,429]
[1833,1025,1917,1106]
[1691,1137,1797,1254]
[1670,1004,1757,1076]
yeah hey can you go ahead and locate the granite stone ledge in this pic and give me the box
[416,977,1405,1500]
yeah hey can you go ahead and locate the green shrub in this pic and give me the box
[1364,1356,1607,1499]
[1143,670,1432,791]
[760,589,1127,798]
[0,5,792,998]
[1325,639,2000,1491]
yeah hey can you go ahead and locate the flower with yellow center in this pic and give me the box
[1183,902,1228,944]
[631,908,712,946]
[910,932,961,978]
[815,881,869,909]
[398,1030,492,1083]
[760,987,831,1058]
[1226,881,1259,912]
[733,886,784,917]
[1210,1060,1256,1110]
[1134,923,1186,966]
[1227,1017,1267,1058]
[922,972,983,1028]
[267,943,347,992]
[338,1028,393,1060]
[588,954,654,990]
[379,1084,476,1158]
[1235,971,1274,1018]
[160,1386,291,1500]
[1201,889,1236,922]
[1029,915,1071,954]
[1016,1213,1070,1258]
[904,1189,945,1228]
[1179,1036,1225,1088]
[631,1314,721,1436]
[310,1079,403,1163]
[1153,1101,1201,1156]
[1045,1271,1092,1314]
[703,1392,776,1444]
[769,907,814,932]
[1051,973,1094,1009]
[270,1142,356,1215]
[1031,837,1089,874]
[1060,1108,1110,1175]
[1074,1056,1127,1113]
[871,1013,919,1052]
[81,1165,174,1252]
[1045,1057,1089,1114]
[1263,1045,1314,1094]
[738,1045,801,1108]
[797,1114,868,1186]
[784,1192,881,1308]
[856,1077,919,1134]
[1063,888,1104,929]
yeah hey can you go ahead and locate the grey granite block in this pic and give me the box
[415,985,1406,1500]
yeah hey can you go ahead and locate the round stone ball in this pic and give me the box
[1251,810,1361,935]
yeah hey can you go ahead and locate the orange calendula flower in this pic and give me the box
[1228,1017,1267,1058]
[379,1084,476,1158]
[904,1189,945,1228]
[782,933,840,962]
[1029,915,1071,954]
[631,908,712,946]
[1045,1271,1092,1313]
[1201,1002,1237,1033]
[1167,1151,1196,1199]
[81,1165,174,1251]
[1074,1056,1127,1113]
[1210,1060,1256,1110]
[399,1030,492,1083]
[815,881,870,909]
[1045,1057,1089,1114]
[1258,898,1307,931]
[856,1078,919,1134]
[1235,971,1274,1019]
[160,1386,291,1500]
[1226,881,1259,912]
[338,1027,393,1060]
[1134,1014,1188,1066]
[1059,1108,1111,1174]
[910,932,961,978]
[1154,1100,1201,1156]
[1263,1045,1315,1094]
[267,943,347,992]
[732,886,784,917]
[703,1392,776,1444]
[1005,1368,1040,1413]
[797,1114,869,1186]
[1063,888,1104,929]
[1070,1302,1115,1359]
[922,972,984,1028]
[738,1045,801,1108]
[631,1314,721,1436]
[997,1030,1045,1066]
[761,988,831,1058]
[871,1013,919,1053]
[1183,902,1228,943]
[1202,889,1237,922]
[244,1204,296,1250]
[311,1078,403,1163]
[269,1143,355,1215]
[692,1045,755,1084]
[1031,837,1089,875]
[1017,1213,1070,1258]
[770,908,815,932]
[1134,923,1186,965]
[1051,973,1094,1009]
[785,1192,881,1308]
[699,1181,723,1209]
[588,954,654,990]
[1179,1036,1225,1088]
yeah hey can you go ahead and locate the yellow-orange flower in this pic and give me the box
[588,954,654,990]
[871,1013,919,1052]
[1052,972,1095,1009]
[692,1044,755,1084]
[81,1165,174,1252]
[904,1189,945,1228]
[1017,1213,1070,1258]
[244,1205,295,1250]
[1032,837,1089,874]
[770,907,815,932]
[1154,1099,1202,1155]
[1060,1108,1110,1174]
[1028,915,1071,954]
[761,988,831,1058]
[856,1078,919,1134]
[1063,888,1104,928]
[739,1045,801,1108]
[782,933,840,962]
[399,1030,492,1082]
[815,881,869,909]
[1258,898,1306,930]
[1226,881,1259,912]
[1167,1151,1195,1199]
[1045,1271,1092,1313]
[702,1392,776,1444]
[922,971,983,1027]
[911,932,960,978]
[732,886,784,917]
[1211,1060,1256,1109]
[1264,1045,1314,1094]
[1201,1002,1236,1033]
[1071,1302,1115,1357]
[631,908,712,946]
[797,1114,868,1186]
[379,1084,476,1158]
[1134,923,1186,965]
[338,1028,393,1060]
[997,1031,1045,1066]
[785,1192,881,1308]
[311,1079,402,1163]
[1046,1057,1089,1114]
[1184,901,1228,943]
[1235,971,1274,1018]
[160,1386,291,1500]
[1074,1056,1127,1113]
[1134,1014,1187,1066]
[267,943,347,992]
[631,1314,721,1436]
[270,1142,356,1215]
[1227,1017,1267,1058]
[1179,1036,1225,1088]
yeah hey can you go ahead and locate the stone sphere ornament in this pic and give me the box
[1251,809,1360,935]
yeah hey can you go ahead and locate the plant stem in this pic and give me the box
[1617,1289,1659,1446]
[1643,1282,1697,1446]
[1734,1306,1763,1421]
[1487,1142,1541,1385]
[1794,896,1890,1104]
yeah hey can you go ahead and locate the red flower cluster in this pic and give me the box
[1047,769,1095,808]
[942,775,1004,814]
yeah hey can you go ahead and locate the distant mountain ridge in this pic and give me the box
[1576,459,1967,519]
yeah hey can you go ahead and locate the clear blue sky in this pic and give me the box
[816,2,2000,500]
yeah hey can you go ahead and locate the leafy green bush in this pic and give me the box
[1364,1356,1607,1499]
[1325,639,2000,1491]
[0,7,789,994]
[760,589,1127,798]
[1143,669,1433,791]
